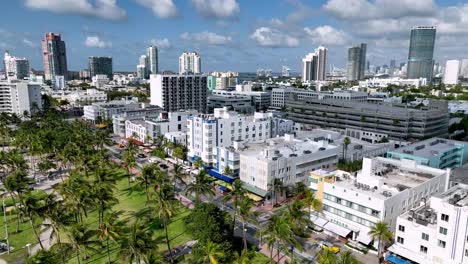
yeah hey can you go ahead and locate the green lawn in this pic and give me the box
[252,252,274,264]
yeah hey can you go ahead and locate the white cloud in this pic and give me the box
[22,38,37,48]
[24,0,127,21]
[150,38,171,49]
[304,25,351,46]
[135,0,178,18]
[250,27,299,48]
[323,0,436,20]
[180,31,232,45]
[190,0,239,19]
[84,36,112,48]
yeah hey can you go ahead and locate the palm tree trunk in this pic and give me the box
[30,217,44,249]
[106,239,111,264]
[269,245,273,264]
[76,250,81,264]
[242,221,247,250]
[164,218,174,263]
[277,242,280,263]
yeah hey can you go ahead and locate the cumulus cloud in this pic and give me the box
[135,0,178,18]
[304,25,351,46]
[190,0,239,19]
[180,31,232,45]
[250,27,299,48]
[323,0,436,20]
[150,38,171,49]
[84,36,112,48]
[24,0,127,21]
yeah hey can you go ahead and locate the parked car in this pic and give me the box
[159,163,169,170]
[318,241,340,254]
[137,153,147,159]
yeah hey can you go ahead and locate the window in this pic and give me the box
[439,227,448,235]
[397,237,404,244]
[421,233,429,241]
[441,214,449,222]
[398,225,405,232]
[420,246,428,254]
[178,116,181,121]
[438,240,446,248]
[465,249,468,257]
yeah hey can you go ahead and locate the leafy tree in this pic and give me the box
[260,214,300,263]
[223,166,233,176]
[283,199,312,236]
[317,248,338,264]
[302,189,322,216]
[26,249,61,264]
[185,203,232,245]
[98,211,125,264]
[118,221,158,264]
[22,192,47,249]
[172,146,185,163]
[197,241,225,264]
[238,197,259,250]
[368,221,393,261]
[152,184,177,263]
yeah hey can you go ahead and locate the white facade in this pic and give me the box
[112,106,163,137]
[460,59,468,79]
[309,157,450,244]
[52,75,65,90]
[92,74,110,88]
[4,51,29,81]
[443,60,460,85]
[240,134,339,196]
[187,107,292,166]
[51,88,107,105]
[147,46,158,74]
[359,77,427,88]
[389,184,468,264]
[0,81,42,116]
[179,52,201,74]
[149,74,207,113]
[302,46,327,82]
[83,99,139,122]
[271,87,367,108]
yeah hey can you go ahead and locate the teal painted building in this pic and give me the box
[386,138,468,169]
[207,76,216,91]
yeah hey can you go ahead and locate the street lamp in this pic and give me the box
[25,243,32,256]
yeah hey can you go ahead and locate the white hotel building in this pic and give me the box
[187,107,293,166]
[389,184,468,264]
[309,157,451,245]
[0,81,42,116]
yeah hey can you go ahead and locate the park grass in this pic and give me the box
[252,251,275,264]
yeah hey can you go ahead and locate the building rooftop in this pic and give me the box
[434,184,468,207]
[237,134,338,160]
[389,138,466,159]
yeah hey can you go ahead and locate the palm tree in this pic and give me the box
[152,184,177,263]
[302,189,322,218]
[232,249,251,264]
[342,137,351,161]
[172,146,185,164]
[67,224,99,264]
[284,199,312,236]
[22,193,45,249]
[185,170,214,204]
[338,250,359,264]
[223,179,246,237]
[171,163,186,189]
[223,166,233,176]
[317,248,338,264]
[261,214,300,263]
[93,182,118,227]
[98,211,125,264]
[139,164,158,201]
[272,178,283,205]
[238,197,259,250]
[26,249,61,264]
[122,141,137,184]
[199,241,225,264]
[193,157,203,169]
[368,221,393,261]
[3,170,33,232]
[118,221,158,264]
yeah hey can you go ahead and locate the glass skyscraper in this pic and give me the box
[88,56,113,78]
[347,43,366,81]
[407,26,436,82]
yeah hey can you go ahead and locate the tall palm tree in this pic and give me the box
[284,199,312,236]
[67,224,99,264]
[338,250,359,264]
[317,248,338,264]
[185,170,214,204]
[193,157,203,169]
[26,249,61,264]
[122,141,137,184]
[238,197,259,250]
[199,241,225,264]
[368,221,393,261]
[223,179,246,237]
[93,182,118,226]
[272,178,283,205]
[139,164,158,201]
[3,170,33,232]
[98,211,125,264]
[342,137,351,161]
[152,184,177,263]
[172,146,185,164]
[302,189,322,217]
[117,221,158,264]
[22,193,45,249]
[232,249,251,264]
[261,214,300,263]
[171,163,186,189]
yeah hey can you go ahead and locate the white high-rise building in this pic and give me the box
[460,59,468,79]
[179,52,201,74]
[443,60,460,85]
[4,51,29,81]
[138,55,149,79]
[0,81,42,116]
[302,46,327,82]
[389,184,468,264]
[150,74,207,113]
[147,46,158,75]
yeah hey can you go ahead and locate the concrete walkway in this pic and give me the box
[30,220,55,255]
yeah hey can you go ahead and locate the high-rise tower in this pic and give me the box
[42,33,68,80]
[407,26,436,82]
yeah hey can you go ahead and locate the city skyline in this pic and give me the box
[1,0,467,72]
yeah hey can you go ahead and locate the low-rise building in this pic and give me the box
[359,77,427,88]
[240,134,339,196]
[309,157,450,245]
[83,99,139,123]
[388,184,468,264]
[207,93,254,114]
[91,74,110,88]
[386,138,468,170]
[112,106,164,137]
[212,90,271,111]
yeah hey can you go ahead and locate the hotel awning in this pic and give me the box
[310,215,328,227]
[356,233,373,245]
[207,169,235,183]
[386,255,412,264]
[323,222,352,238]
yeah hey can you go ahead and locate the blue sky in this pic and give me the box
[1,0,467,72]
